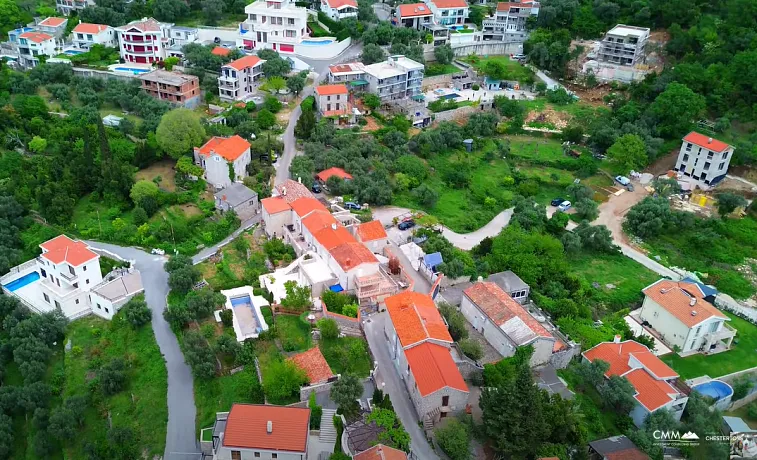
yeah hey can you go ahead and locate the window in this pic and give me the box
[73,282,78,288]
[75,299,79,304]
[286,30,296,38]
[254,453,260,458]
[685,142,692,151]
[41,269,46,277]
[288,18,295,25]
[44,293,50,303]
[682,154,689,162]
[54,300,60,308]
[272,454,278,459]
[723,151,729,160]
[86,279,89,284]
[69,265,75,275]
[710,322,719,332]
[704,162,710,170]
[327,95,331,101]
[83,266,87,271]
[719,162,725,171]
[104,307,109,313]
[695,326,701,336]
[232,452,242,460]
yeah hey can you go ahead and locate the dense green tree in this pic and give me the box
[715,192,747,216]
[648,83,706,137]
[599,375,636,414]
[362,44,386,65]
[186,288,225,319]
[263,359,307,401]
[156,109,206,159]
[152,0,189,21]
[434,418,470,460]
[99,358,127,396]
[607,134,648,174]
[434,44,455,65]
[280,281,311,311]
[202,0,225,24]
[122,296,152,328]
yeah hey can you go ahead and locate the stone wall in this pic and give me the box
[432,104,478,122]
[549,344,581,369]
[322,300,362,335]
[299,378,339,402]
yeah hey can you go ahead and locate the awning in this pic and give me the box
[349,79,368,86]
[411,94,425,101]
[329,284,344,293]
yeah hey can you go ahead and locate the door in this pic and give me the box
[442,395,449,406]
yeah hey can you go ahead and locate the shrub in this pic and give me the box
[220,309,233,327]
[318,318,339,339]
[472,83,480,91]
[459,339,483,361]
[99,358,127,396]
[122,296,151,328]
[439,303,468,341]
[309,391,322,429]
[434,418,471,460]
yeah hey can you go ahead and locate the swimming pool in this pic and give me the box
[3,271,40,292]
[300,39,333,46]
[230,294,253,307]
[64,49,84,55]
[113,67,151,74]
[692,379,733,401]
[441,93,461,100]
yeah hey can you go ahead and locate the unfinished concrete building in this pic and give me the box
[598,24,650,66]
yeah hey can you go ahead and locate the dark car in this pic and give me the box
[398,220,416,230]
[550,197,565,206]
[345,202,361,210]
[311,183,322,193]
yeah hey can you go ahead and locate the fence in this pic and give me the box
[298,377,340,401]
[0,259,37,284]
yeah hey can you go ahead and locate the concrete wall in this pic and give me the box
[263,209,291,239]
[322,299,361,332]
[196,26,240,44]
[295,37,351,60]
[432,104,479,122]
[299,379,338,402]
[549,342,581,370]
[451,42,523,57]
[73,67,137,81]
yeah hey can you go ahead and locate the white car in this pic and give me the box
[615,175,631,186]
[558,200,572,212]
[151,248,165,255]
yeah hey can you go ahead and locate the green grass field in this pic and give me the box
[570,252,659,311]
[194,368,263,435]
[320,337,373,377]
[276,314,312,352]
[425,63,463,76]
[63,315,168,458]
[661,313,757,379]
[463,55,535,84]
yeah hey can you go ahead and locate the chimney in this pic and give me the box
[266,421,272,434]
[689,297,696,307]
[298,176,302,184]
[282,186,287,196]
[691,310,697,316]
[613,334,621,343]
[708,137,713,144]
[477,276,483,282]
[331,223,337,230]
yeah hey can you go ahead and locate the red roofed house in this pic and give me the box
[315,167,353,183]
[193,135,252,189]
[675,132,735,190]
[315,84,355,123]
[583,338,689,427]
[321,0,358,21]
[72,22,116,49]
[288,347,335,385]
[115,18,173,64]
[328,62,367,84]
[211,46,231,57]
[218,55,266,102]
[205,404,310,459]
[37,17,69,38]
[355,220,389,253]
[426,0,470,26]
[394,3,434,30]
[461,281,567,366]
[354,444,408,460]
[17,32,57,68]
[482,2,541,42]
[383,291,469,425]
[638,279,735,355]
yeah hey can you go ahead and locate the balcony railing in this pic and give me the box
[120,36,151,44]
[124,48,158,55]
[59,270,77,282]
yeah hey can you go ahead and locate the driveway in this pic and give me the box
[192,215,261,264]
[84,241,200,460]
[364,313,439,460]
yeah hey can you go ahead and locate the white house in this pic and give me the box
[674,132,735,190]
[639,279,736,355]
[17,32,57,68]
[461,281,560,366]
[482,1,540,42]
[394,3,435,30]
[584,338,688,427]
[56,0,95,16]
[425,0,469,26]
[364,55,425,101]
[240,0,309,54]
[321,0,358,20]
[37,17,69,38]
[355,220,389,254]
[193,135,252,189]
[115,18,173,64]
[598,24,650,66]
[314,84,352,120]
[205,404,310,460]
[327,62,367,84]
[384,291,469,425]
[72,23,116,49]
[218,55,266,102]
[89,271,144,320]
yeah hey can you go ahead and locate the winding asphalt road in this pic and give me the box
[85,241,200,460]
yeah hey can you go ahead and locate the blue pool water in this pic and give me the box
[441,93,461,100]
[64,49,84,55]
[230,295,252,307]
[301,39,333,46]
[3,271,40,292]
[692,380,733,401]
[113,67,150,74]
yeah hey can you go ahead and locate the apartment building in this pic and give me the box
[56,0,94,15]
[240,0,309,54]
[37,17,68,38]
[425,0,469,26]
[327,62,367,85]
[482,1,540,42]
[194,135,252,189]
[321,0,358,20]
[218,55,266,102]
[364,55,424,101]
[72,23,116,50]
[314,84,351,119]
[115,18,173,64]
[674,132,734,189]
[139,70,201,108]
[598,24,650,66]
[17,32,57,68]
[394,3,435,30]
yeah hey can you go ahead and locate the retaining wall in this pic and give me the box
[549,343,581,369]
[432,104,478,122]
[322,299,361,332]
[451,42,523,57]
[196,26,240,43]
[73,67,136,81]
[299,378,339,401]
[295,37,351,60]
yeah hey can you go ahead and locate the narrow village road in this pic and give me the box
[84,241,201,460]
[192,215,261,264]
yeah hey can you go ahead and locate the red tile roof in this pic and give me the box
[497,1,535,10]
[429,0,469,8]
[329,63,363,74]
[275,179,313,203]
[625,368,679,411]
[385,291,452,347]
[605,448,651,460]
[322,0,358,8]
[261,196,291,214]
[683,131,731,153]
[39,17,67,27]
[117,18,162,32]
[223,404,309,452]
[302,211,338,234]
[196,135,250,161]
[405,342,468,396]
[226,54,263,70]
[40,235,98,266]
[73,23,109,34]
[314,226,354,251]
[330,242,377,271]
[288,347,334,384]
[398,3,433,17]
[354,444,408,460]
[464,282,553,341]
[20,32,53,43]
[211,46,231,56]
[315,167,353,182]
[356,220,387,242]
[642,279,727,328]
[290,197,329,217]
[315,84,348,96]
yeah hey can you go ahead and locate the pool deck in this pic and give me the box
[220,286,270,341]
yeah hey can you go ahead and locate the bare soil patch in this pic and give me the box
[525,107,571,129]
[135,159,178,192]
[174,203,203,218]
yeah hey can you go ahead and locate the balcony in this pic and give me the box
[124,48,158,56]
[59,270,78,283]
[356,269,398,301]
[706,322,737,342]
[120,36,151,44]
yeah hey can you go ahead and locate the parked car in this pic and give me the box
[615,175,631,186]
[557,200,572,212]
[550,197,566,206]
[311,183,322,193]
[151,248,165,255]
[345,202,361,210]
[512,54,526,60]
[398,220,416,230]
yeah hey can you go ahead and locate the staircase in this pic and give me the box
[319,409,338,443]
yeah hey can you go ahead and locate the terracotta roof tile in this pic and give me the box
[314,226,354,251]
[261,196,291,214]
[196,135,250,161]
[211,46,231,56]
[398,3,433,17]
[117,18,162,32]
[20,32,53,43]
[40,235,98,266]
[605,448,651,460]
[385,291,452,347]
[429,0,469,8]
[625,368,678,411]
[405,342,468,396]
[290,197,329,217]
[315,84,348,96]
[302,211,338,234]
[223,404,309,452]
[330,242,377,271]
[227,54,263,70]
[356,220,387,242]
[322,0,358,8]
[73,23,109,34]
[643,279,727,328]
[354,444,408,460]
[39,17,66,27]
[497,1,535,10]
[683,131,730,153]
[315,167,353,182]
[329,62,364,74]
[288,347,333,384]
[275,179,313,203]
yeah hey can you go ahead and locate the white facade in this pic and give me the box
[675,132,734,189]
[193,136,252,189]
[56,0,94,15]
[72,24,117,49]
[17,32,58,68]
[327,62,366,83]
[218,56,266,102]
[364,55,425,101]
[482,1,539,42]
[321,0,358,20]
[115,18,174,64]
[425,0,469,26]
[598,24,650,66]
[240,0,309,54]
[89,271,144,320]
[214,448,305,460]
